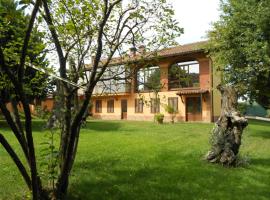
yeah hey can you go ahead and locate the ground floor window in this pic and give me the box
[95,100,102,113]
[151,98,160,113]
[107,99,114,113]
[135,98,143,113]
[168,97,178,112]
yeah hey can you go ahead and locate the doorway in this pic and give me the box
[186,97,202,121]
[121,99,127,120]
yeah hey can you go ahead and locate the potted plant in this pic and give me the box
[165,105,178,123]
[154,113,164,124]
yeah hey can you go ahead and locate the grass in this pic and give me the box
[0,119,270,199]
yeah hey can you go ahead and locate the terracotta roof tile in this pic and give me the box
[85,41,208,69]
[157,41,207,57]
[176,88,209,95]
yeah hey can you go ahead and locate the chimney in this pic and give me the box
[138,45,146,54]
[129,46,137,57]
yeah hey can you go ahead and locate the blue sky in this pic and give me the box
[169,0,220,44]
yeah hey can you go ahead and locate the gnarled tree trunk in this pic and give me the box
[206,85,248,165]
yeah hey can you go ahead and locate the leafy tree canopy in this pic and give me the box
[0,0,49,103]
[207,0,270,108]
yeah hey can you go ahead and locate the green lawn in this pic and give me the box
[0,120,270,200]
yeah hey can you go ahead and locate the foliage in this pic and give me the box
[237,102,248,115]
[39,129,59,190]
[266,109,270,118]
[0,0,183,199]
[0,0,49,103]
[143,66,162,92]
[34,105,50,119]
[154,113,164,124]
[207,0,270,109]
[164,104,178,123]
[164,104,176,114]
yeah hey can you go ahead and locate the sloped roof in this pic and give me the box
[85,41,208,69]
[176,88,209,96]
[157,41,207,57]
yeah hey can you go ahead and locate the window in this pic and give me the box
[169,61,200,89]
[135,98,143,113]
[137,66,160,92]
[151,98,160,113]
[94,65,131,94]
[107,99,114,113]
[168,97,178,112]
[95,100,102,113]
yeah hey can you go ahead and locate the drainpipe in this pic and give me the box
[210,58,214,122]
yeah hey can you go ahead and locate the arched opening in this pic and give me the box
[168,60,199,89]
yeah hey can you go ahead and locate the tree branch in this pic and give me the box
[18,0,42,82]
[42,0,67,80]
[0,133,31,190]
[0,98,29,163]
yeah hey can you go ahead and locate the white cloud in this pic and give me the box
[169,0,220,44]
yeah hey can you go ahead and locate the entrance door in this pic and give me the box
[186,97,202,121]
[121,99,128,120]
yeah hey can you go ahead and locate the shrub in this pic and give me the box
[35,105,50,119]
[154,113,164,124]
[164,105,178,123]
[266,109,270,118]
[237,102,248,115]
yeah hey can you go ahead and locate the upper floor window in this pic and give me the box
[137,66,160,92]
[94,65,131,94]
[169,61,200,89]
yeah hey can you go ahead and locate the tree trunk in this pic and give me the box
[206,85,248,165]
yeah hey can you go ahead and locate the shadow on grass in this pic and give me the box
[251,157,270,167]
[82,121,122,132]
[250,131,270,139]
[68,156,270,200]
[0,120,123,135]
[248,119,270,126]
[246,119,270,139]
[0,120,46,132]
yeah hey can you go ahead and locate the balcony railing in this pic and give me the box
[93,82,131,95]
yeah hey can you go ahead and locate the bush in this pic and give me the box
[266,109,270,118]
[154,113,164,124]
[237,102,248,115]
[165,105,174,114]
[35,105,50,119]
[164,104,178,123]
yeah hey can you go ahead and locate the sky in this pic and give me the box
[169,0,221,44]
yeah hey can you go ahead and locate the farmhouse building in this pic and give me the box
[90,41,221,122]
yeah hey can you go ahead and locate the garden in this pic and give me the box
[1,120,269,199]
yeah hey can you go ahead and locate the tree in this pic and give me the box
[206,85,248,165]
[204,0,270,165]
[207,0,270,109]
[0,0,182,199]
[0,0,45,199]
[0,0,49,109]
